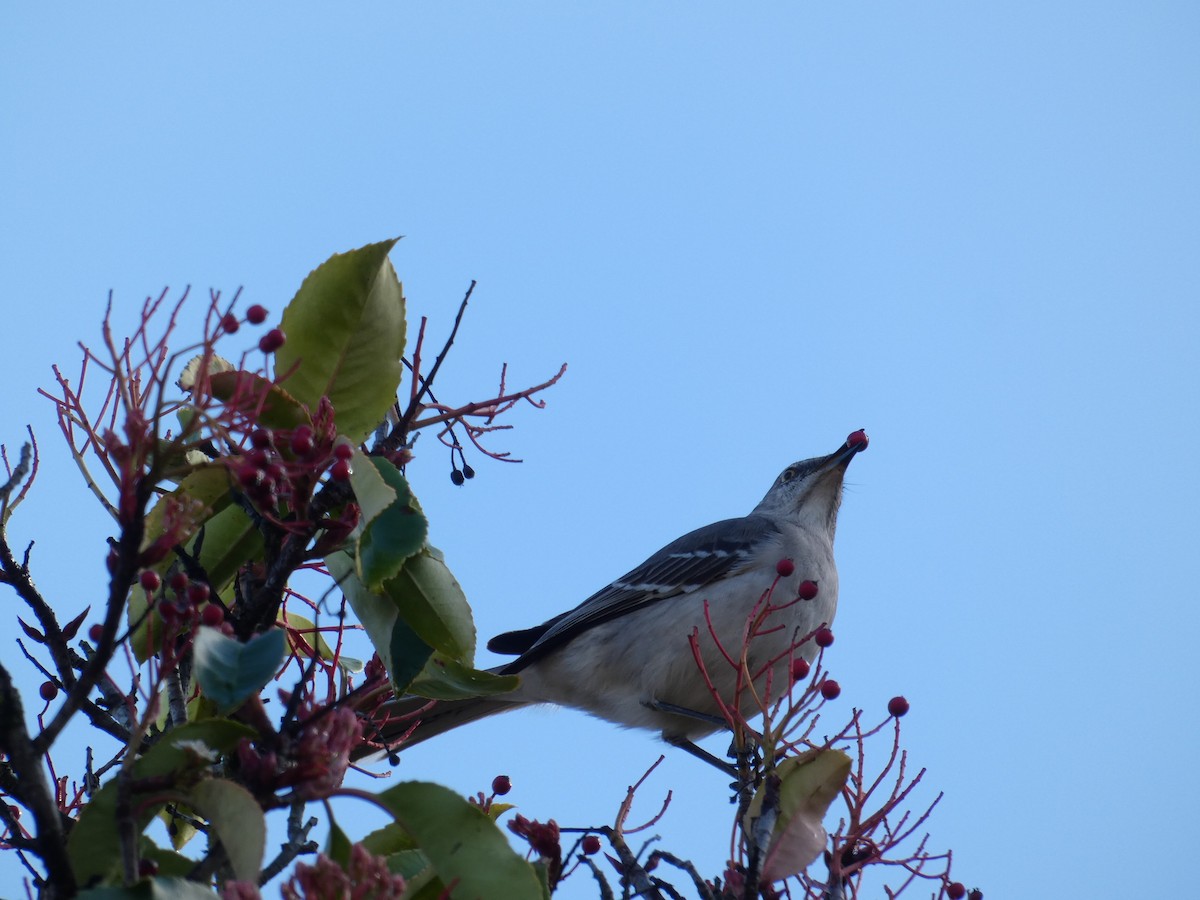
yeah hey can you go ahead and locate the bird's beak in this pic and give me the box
[831,428,869,467]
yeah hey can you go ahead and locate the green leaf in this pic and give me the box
[397,864,442,900]
[375,781,543,900]
[131,466,237,660]
[327,817,354,866]
[141,466,234,551]
[379,546,474,661]
[388,614,436,693]
[79,878,220,899]
[275,239,407,443]
[68,721,255,883]
[192,502,263,596]
[360,821,419,857]
[387,849,435,880]
[409,654,519,701]
[193,627,286,713]
[189,779,265,882]
[208,369,312,431]
[327,551,433,693]
[138,839,194,877]
[352,456,428,590]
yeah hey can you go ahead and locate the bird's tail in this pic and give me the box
[354,693,525,761]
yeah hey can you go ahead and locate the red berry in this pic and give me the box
[967,891,983,900]
[187,583,210,604]
[790,658,810,682]
[200,604,224,627]
[333,442,354,461]
[820,679,841,700]
[491,775,512,796]
[159,599,186,622]
[139,570,161,592]
[847,429,869,450]
[138,858,159,877]
[245,304,268,325]
[946,883,966,900]
[290,426,315,457]
[169,571,189,593]
[814,627,834,648]
[250,429,272,449]
[237,462,262,487]
[88,624,104,643]
[220,313,240,334]
[39,681,58,701]
[775,558,795,578]
[797,580,819,601]
[462,464,475,480]
[219,621,236,636]
[582,834,601,855]
[450,469,465,486]
[258,329,285,353]
[888,696,910,717]
[330,459,352,482]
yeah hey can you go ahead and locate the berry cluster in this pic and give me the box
[231,422,355,518]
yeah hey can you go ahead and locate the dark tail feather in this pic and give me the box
[355,694,524,761]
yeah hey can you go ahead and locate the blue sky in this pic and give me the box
[3,3,1198,897]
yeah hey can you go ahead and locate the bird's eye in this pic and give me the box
[781,468,798,483]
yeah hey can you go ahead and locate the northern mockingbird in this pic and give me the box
[364,430,867,765]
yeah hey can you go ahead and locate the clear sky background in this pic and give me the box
[3,4,1198,898]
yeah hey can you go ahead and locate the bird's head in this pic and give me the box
[751,429,868,536]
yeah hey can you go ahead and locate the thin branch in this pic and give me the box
[395,280,476,439]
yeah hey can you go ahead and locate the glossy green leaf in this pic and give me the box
[68,721,255,883]
[190,779,265,882]
[352,456,428,590]
[275,239,406,443]
[193,627,285,714]
[408,654,518,701]
[375,781,543,900]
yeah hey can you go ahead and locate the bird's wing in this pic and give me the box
[490,514,782,671]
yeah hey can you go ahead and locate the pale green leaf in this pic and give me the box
[193,627,285,714]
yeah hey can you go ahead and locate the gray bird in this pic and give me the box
[361,430,867,766]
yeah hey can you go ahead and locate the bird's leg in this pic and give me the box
[643,698,728,730]
[647,700,764,796]
[662,733,737,778]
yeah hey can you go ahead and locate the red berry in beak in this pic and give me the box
[847,429,868,450]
